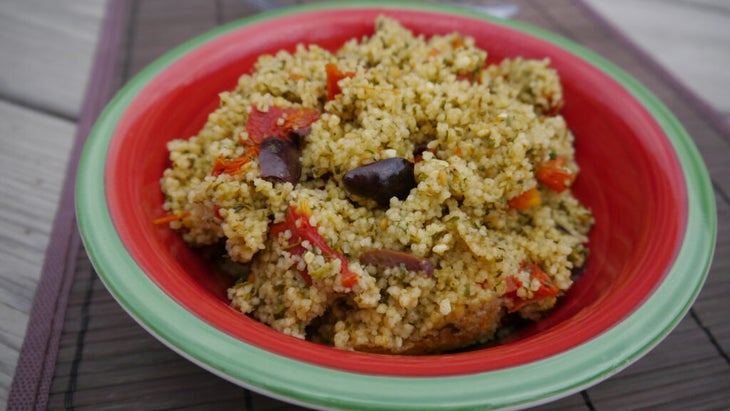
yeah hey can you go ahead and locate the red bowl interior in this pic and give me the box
[105,8,687,376]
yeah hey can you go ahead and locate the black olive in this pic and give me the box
[259,137,301,184]
[343,157,416,207]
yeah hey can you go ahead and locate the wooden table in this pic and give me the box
[5,1,730,409]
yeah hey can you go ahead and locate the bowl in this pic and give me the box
[76,2,716,409]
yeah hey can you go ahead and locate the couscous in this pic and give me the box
[159,17,593,354]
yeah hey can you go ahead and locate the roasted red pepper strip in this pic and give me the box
[270,206,358,288]
[504,262,559,312]
[536,156,576,193]
[325,63,355,101]
[246,106,321,144]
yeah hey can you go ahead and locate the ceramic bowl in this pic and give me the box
[76,2,716,409]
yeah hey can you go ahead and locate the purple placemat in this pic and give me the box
[6,1,130,409]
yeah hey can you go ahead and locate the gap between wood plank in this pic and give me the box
[711,179,730,211]
[0,94,76,124]
[690,308,730,366]
[62,269,95,409]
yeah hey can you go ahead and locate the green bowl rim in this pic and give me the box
[76,2,716,410]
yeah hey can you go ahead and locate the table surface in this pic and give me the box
[2,0,730,410]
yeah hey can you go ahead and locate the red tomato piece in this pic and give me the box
[507,187,542,210]
[246,106,320,144]
[536,156,576,192]
[504,263,559,312]
[325,63,355,101]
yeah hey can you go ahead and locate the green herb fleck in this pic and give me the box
[274,304,287,318]
[444,215,459,224]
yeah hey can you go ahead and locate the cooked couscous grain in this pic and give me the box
[159,17,593,354]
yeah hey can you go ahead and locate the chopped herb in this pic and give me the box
[281,238,303,250]
[274,304,287,318]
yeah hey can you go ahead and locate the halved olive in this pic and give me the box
[259,137,301,184]
[343,157,415,207]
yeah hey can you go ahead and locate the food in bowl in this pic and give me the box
[158,17,594,354]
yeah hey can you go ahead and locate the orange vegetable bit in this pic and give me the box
[536,156,576,193]
[325,63,355,101]
[456,71,477,83]
[542,93,564,116]
[504,262,559,312]
[211,154,251,176]
[152,211,190,225]
[507,187,542,210]
[245,105,321,144]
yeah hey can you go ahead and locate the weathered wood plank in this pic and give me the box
[53,350,186,381]
[590,357,730,409]
[219,0,267,24]
[0,0,107,119]
[584,0,730,116]
[532,393,590,411]
[125,0,219,78]
[585,314,730,409]
[55,372,246,410]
